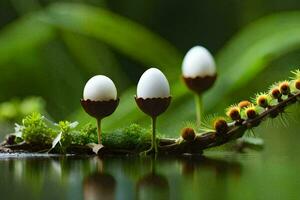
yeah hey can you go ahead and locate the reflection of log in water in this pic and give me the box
[179,156,242,179]
[83,173,116,200]
[136,173,169,200]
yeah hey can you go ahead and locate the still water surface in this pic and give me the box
[1,111,300,200]
[0,150,299,200]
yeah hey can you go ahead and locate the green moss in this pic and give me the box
[58,122,98,148]
[13,113,153,152]
[21,112,56,145]
[79,123,98,144]
[102,124,151,151]
[57,122,152,150]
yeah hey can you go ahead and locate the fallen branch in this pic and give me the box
[1,75,299,156]
[84,92,299,155]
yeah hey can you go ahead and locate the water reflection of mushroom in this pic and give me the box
[136,173,169,200]
[180,156,242,179]
[83,173,116,200]
[136,156,170,200]
[83,158,116,200]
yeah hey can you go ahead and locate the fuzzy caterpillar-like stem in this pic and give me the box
[87,73,300,155]
[99,70,300,155]
[3,92,299,155]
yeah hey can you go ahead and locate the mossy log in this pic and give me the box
[0,92,298,156]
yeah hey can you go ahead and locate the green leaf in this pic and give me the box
[38,2,183,128]
[42,3,182,78]
[0,14,55,65]
[71,10,300,134]
[206,11,300,108]
[0,3,183,127]
[50,131,62,151]
[60,31,130,90]
[4,3,300,137]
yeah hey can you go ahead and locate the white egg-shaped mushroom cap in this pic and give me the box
[137,68,170,99]
[182,46,216,78]
[83,75,117,101]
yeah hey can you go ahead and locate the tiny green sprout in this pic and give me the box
[255,93,270,108]
[21,112,55,145]
[238,100,251,109]
[244,105,258,119]
[226,105,241,121]
[57,121,81,148]
[181,127,196,142]
[213,118,228,136]
[57,121,73,133]
[279,81,291,96]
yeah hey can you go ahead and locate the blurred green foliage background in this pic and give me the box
[1,0,300,137]
[1,2,300,200]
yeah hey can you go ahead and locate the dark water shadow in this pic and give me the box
[0,153,243,200]
[133,154,242,200]
[176,155,243,178]
[83,173,116,200]
[82,159,116,200]
[136,173,169,200]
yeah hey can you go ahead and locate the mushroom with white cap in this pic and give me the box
[83,75,117,101]
[182,46,217,125]
[80,75,119,147]
[135,68,171,155]
[182,46,216,78]
[137,68,170,99]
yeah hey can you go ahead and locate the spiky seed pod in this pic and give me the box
[279,81,291,95]
[295,80,300,90]
[214,118,228,136]
[256,94,269,108]
[238,101,251,109]
[269,85,285,116]
[291,69,300,80]
[270,87,282,99]
[245,106,258,119]
[181,127,196,142]
[226,106,241,121]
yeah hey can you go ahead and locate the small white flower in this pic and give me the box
[83,75,117,101]
[182,46,216,78]
[14,123,24,138]
[137,68,170,99]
